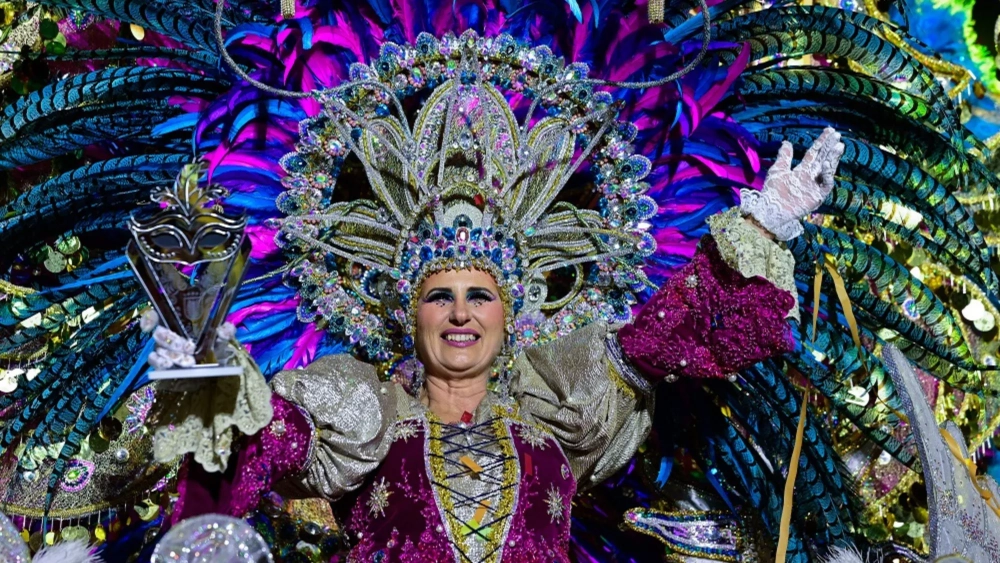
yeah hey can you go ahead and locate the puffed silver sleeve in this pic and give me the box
[270,353,399,501]
[511,321,654,489]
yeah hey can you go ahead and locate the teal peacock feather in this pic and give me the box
[0,69,226,167]
[715,7,957,134]
[761,134,990,267]
[738,365,854,543]
[787,226,977,368]
[45,325,144,514]
[820,181,1000,303]
[714,377,843,560]
[0,295,138,450]
[42,46,221,68]
[36,0,220,49]
[732,69,988,187]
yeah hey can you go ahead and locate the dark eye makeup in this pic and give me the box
[423,288,454,304]
[467,288,496,303]
[421,287,496,305]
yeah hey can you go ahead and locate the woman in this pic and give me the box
[140,29,846,562]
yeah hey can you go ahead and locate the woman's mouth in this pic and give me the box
[442,330,480,347]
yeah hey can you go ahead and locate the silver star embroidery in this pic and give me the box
[546,485,565,523]
[516,423,550,450]
[367,477,392,518]
[685,274,698,288]
[390,421,419,443]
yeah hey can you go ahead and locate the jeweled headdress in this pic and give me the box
[267,31,660,373]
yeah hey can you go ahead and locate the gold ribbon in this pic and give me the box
[812,255,864,359]
[777,255,865,562]
[939,428,1000,520]
[280,0,295,18]
[0,279,34,297]
[774,391,809,562]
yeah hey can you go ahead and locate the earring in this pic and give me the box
[490,355,516,400]
[392,356,425,396]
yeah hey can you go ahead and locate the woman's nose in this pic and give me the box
[450,299,471,324]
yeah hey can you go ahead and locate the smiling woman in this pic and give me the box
[416,269,507,423]
[146,37,841,559]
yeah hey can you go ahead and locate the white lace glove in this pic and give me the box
[140,309,237,369]
[740,127,845,241]
[139,310,274,472]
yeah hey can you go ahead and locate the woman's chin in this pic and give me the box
[437,358,491,379]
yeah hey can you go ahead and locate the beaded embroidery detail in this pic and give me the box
[514,422,551,450]
[389,419,421,443]
[545,485,565,523]
[623,509,744,562]
[367,477,393,518]
[425,411,520,563]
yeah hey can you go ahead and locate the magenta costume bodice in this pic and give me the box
[342,414,575,563]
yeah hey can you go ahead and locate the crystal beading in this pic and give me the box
[273,30,658,382]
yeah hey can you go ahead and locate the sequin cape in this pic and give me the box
[172,212,798,561]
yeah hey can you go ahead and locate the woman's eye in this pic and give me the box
[468,291,495,305]
[424,291,453,305]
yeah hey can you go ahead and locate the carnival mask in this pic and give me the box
[127,163,251,365]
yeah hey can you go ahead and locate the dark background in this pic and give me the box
[974,1,999,62]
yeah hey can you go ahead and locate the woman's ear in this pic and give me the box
[995,15,1000,74]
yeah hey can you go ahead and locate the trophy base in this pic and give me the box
[148,365,243,380]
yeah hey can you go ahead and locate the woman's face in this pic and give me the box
[415,268,506,382]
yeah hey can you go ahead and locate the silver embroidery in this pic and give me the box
[390,420,420,443]
[368,477,392,518]
[546,485,565,523]
[516,423,550,450]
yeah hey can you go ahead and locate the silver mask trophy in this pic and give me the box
[127,163,250,379]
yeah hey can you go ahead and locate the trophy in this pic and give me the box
[127,163,250,379]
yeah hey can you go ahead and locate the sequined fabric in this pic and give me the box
[229,396,313,517]
[341,419,454,563]
[618,236,795,381]
[882,345,1000,560]
[513,322,655,488]
[502,421,575,563]
[269,354,399,501]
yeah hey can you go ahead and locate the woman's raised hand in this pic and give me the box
[741,127,846,241]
